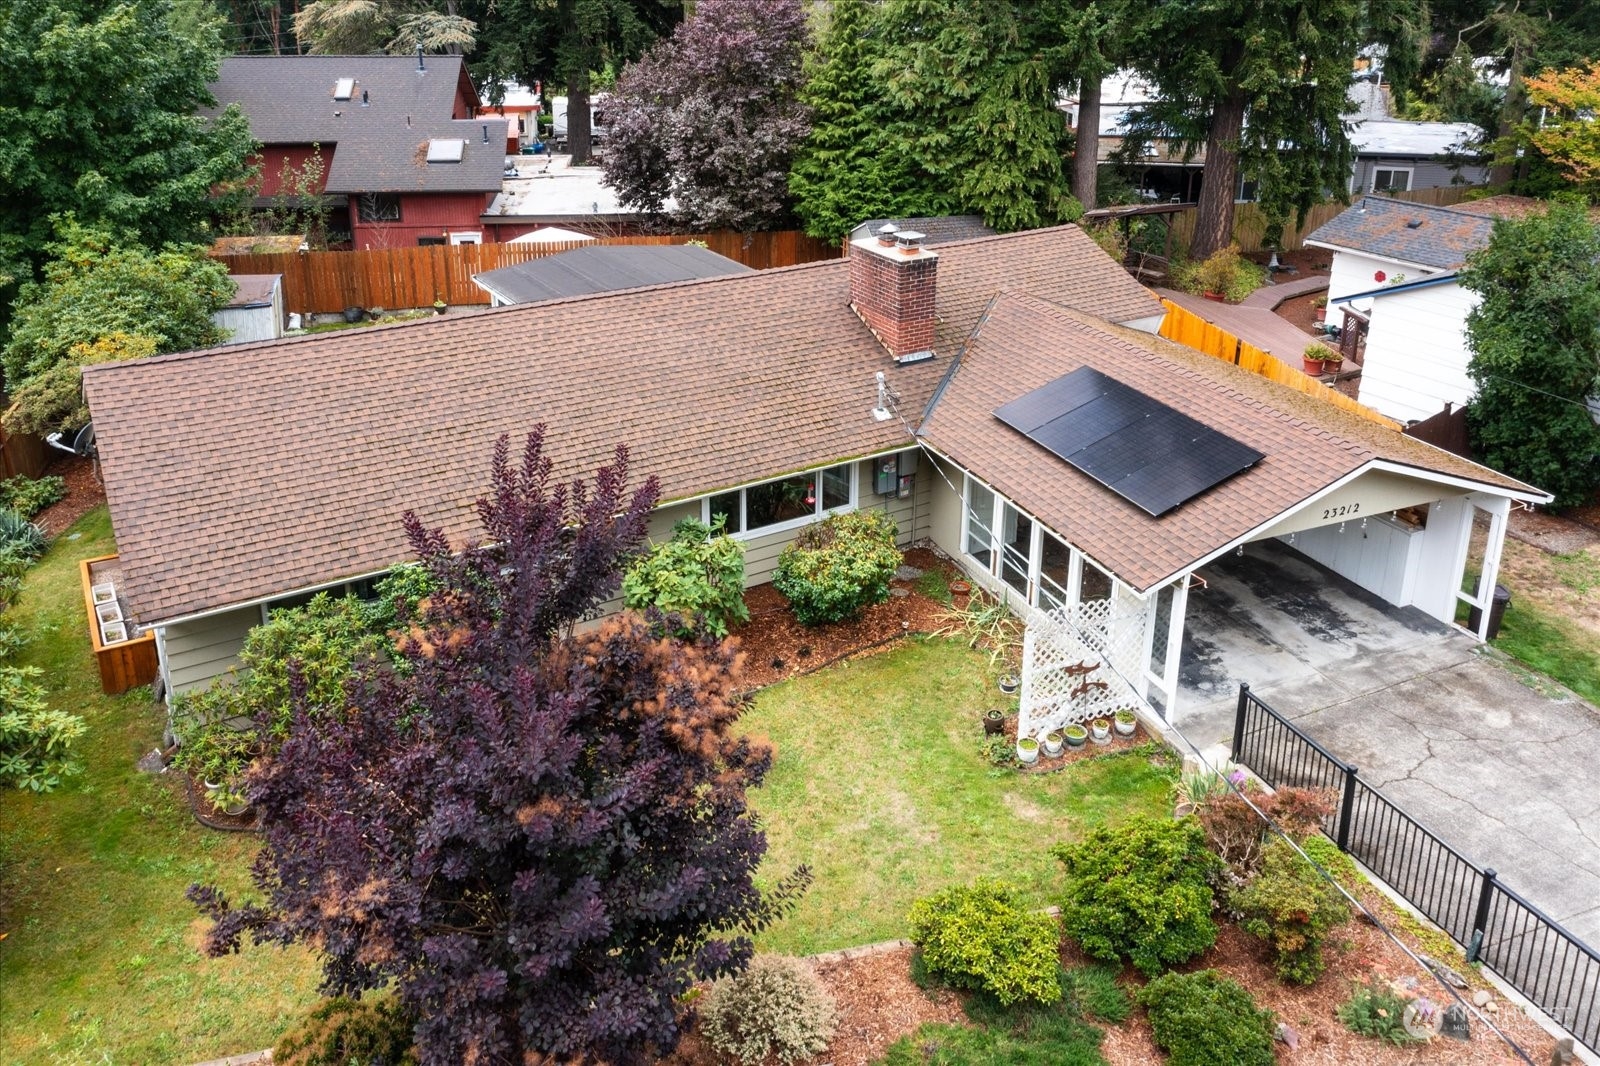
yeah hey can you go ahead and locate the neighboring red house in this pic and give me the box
[206,55,506,248]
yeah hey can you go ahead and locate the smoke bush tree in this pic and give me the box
[190,430,807,1065]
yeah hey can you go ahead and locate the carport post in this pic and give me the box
[1336,764,1360,851]
[1231,682,1250,758]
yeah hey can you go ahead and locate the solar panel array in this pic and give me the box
[993,367,1263,516]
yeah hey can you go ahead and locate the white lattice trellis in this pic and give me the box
[1018,599,1149,740]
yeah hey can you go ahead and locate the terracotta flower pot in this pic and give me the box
[1302,356,1326,375]
[1323,355,1344,375]
[1203,291,1226,302]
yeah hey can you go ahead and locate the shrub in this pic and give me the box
[622,516,749,637]
[907,879,1062,1006]
[1337,977,1422,1046]
[273,996,418,1066]
[1053,816,1219,976]
[1300,832,1362,889]
[0,475,65,519]
[1199,785,1334,879]
[1137,970,1276,1066]
[0,666,85,791]
[1234,838,1350,984]
[700,954,838,1066]
[0,509,46,560]
[773,509,902,626]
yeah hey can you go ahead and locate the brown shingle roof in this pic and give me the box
[918,292,1540,592]
[85,225,1163,624]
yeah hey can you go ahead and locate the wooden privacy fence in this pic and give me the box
[1157,298,1401,430]
[1164,185,1482,255]
[215,230,840,315]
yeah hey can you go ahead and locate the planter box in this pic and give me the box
[95,601,122,625]
[100,621,128,645]
[91,582,116,605]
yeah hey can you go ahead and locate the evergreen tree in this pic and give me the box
[789,0,948,242]
[1460,202,1600,509]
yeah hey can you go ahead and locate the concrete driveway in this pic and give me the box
[1174,540,1600,948]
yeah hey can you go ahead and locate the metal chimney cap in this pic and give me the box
[875,223,899,246]
[896,230,927,252]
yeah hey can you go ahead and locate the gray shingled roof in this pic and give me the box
[207,55,506,194]
[1303,196,1495,269]
[473,245,751,304]
[849,216,998,246]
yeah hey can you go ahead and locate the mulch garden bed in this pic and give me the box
[732,546,969,693]
[33,455,105,537]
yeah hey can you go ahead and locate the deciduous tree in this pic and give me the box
[191,431,806,1065]
[290,0,476,55]
[1460,201,1600,509]
[0,1,255,300]
[1520,62,1600,200]
[605,0,812,232]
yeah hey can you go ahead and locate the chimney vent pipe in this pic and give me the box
[875,223,899,247]
[417,45,425,72]
[482,124,489,143]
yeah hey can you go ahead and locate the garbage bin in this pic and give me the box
[1467,583,1511,639]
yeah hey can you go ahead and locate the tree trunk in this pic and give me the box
[1489,38,1527,187]
[1189,88,1248,261]
[1073,76,1102,209]
[570,75,592,164]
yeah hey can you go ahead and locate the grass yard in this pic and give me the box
[0,507,319,1066]
[743,637,1177,955]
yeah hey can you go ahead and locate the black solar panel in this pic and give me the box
[993,367,1263,516]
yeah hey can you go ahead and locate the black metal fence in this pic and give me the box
[1232,683,1599,1054]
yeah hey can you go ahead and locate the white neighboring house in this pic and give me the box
[1330,272,1476,425]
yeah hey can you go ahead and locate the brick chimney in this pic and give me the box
[850,225,937,363]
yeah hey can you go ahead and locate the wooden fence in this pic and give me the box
[1404,402,1472,457]
[1164,185,1482,255]
[1157,298,1401,430]
[215,230,840,315]
[0,418,46,480]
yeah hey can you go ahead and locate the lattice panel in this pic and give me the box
[1018,599,1149,740]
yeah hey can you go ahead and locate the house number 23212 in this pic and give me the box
[1321,502,1361,520]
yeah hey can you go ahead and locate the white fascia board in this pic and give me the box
[1305,240,1440,275]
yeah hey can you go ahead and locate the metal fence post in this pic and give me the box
[1467,868,1498,963]
[1336,764,1360,851]
[1232,682,1250,759]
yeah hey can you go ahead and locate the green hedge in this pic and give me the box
[773,509,901,626]
[907,879,1062,1007]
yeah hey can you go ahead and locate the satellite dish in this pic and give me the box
[45,422,96,458]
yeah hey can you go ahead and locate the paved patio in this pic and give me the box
[1172,540,1600,949]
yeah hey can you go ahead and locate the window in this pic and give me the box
[1079,559,1112,603]
[964,478,996,568]
[999,503,1032,596]
[417,235,446,247]
[1372,167,1411,193]
[357,193,401,223]
[703,463,854,537]
[1038,530,1071,610]
[426,138,466,164]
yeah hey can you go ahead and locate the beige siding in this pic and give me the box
[925,455,965,558]
[161,605,259,694]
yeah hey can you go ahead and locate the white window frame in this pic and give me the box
[1372,166,1412,193]
[700,463,857,541]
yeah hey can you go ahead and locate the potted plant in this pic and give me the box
[1312,295,1328,322]
[998,673,1020,696]
[983,709,1005,736]
[1322,347,1345,374]
[1016,736,1039,765]
[1114,708,1137,737]
[1043,730,1064,756]
[949,579,971,597]
[1302,341,1335,375]
[1090,718,1112,744]
[432,296,447,315]
[204,778,252,817]
[1063,723,1088,749]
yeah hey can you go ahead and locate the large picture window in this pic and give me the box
[704,463,855,537]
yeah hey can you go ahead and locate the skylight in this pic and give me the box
[333,77,355,101]
[426,138,466,164]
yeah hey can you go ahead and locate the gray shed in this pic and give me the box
[212,275,285,345]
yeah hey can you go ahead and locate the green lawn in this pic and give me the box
[0,520,1174,1062]
[0,508,319,1066]
[1492,600,1600,706]
[744,638,1178,955]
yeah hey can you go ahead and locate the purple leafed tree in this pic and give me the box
[603,0,812,232]
[190,429,808,1065]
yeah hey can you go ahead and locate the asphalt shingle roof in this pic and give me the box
[919,293,1538,592]
[206,55,505,194]
[849,216,999,246]
[85,224,1165,625]
[474,245,751,304]
[1304,196,1497,269]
